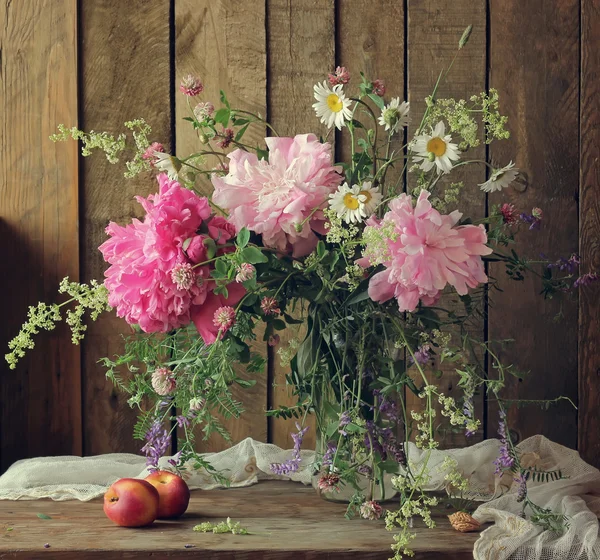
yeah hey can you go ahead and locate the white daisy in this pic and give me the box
[412,121,460,174]
[313,81,352,130]
[378,98,410,135]
[153,151,181,180]
[329,182,381,224]
[479,161,519,193]
[355,181,382,217]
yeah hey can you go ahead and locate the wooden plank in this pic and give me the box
[487,0,579,446]
[80,0,172,455]
[0,0,80,471]
[0,481,478,559]
[337,0,405,186]
[579,0,600,467]
[405,1,487,446]
[266,0,336,450]
[175,0,268,452]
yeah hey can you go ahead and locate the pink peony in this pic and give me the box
[361,190,492,312]
[211,134,343,257]
[99,174,243,343]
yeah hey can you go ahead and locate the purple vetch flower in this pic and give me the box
[493,411,514,475]
[338,411,351,436]
[270,422,309,475]
[378,393,399,423]
[167,450,183,469]
[322,441,337,468]
[410,344,431,366]
[514,472,528,503]
[519,208,542,230]
[175,415,190,428]
[548,253,580,273]
[574,272,599,288]
[141,420,171,472]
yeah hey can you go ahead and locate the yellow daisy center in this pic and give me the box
[327,93,343,113]
[343,193,360,210]
[426,137,447,157]
[359,190,372,203]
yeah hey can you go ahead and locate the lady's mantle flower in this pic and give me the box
[372,79,386,96]
[360,190,492,312]
[179,75,204,97]
[313,81,352,130]
[360,500,383,520]
[261,296,280,316]
[479,162,519,193]
[212,134,342,257]
[378,98,410,135]
[413,121,460,174]
[193,101,215,122]
[235,263,256,283]
[329,181,382,224]
[152,367,176,396]
[328,66,350,86]
[317,472,341,493]
[500,203,518,225]
[213,306,236,333]
[270,423,309,475]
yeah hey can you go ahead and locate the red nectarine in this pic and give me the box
[103,478,159,527]
[145,470,190,519]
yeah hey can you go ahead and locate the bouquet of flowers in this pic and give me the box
[7,27,594,559]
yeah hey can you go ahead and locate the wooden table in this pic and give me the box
[0,481,479,558]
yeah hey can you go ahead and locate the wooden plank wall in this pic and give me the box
[1,1,598,471]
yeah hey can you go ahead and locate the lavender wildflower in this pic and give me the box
[520,208,543,230]
[548,253,580,273]
[493,410,514,474]
[167,450,182,469]
[270,423,309,475]
[141,421,171,472]
[410,344,431,366]
[339,411,351,436]
[574,272,599,288]
[322,441,337,468]
[514,472,528,503]
[175,415,190,428]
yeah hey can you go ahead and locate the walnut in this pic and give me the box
[448,511,481,533]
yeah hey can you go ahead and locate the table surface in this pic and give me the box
[0,481,480,559]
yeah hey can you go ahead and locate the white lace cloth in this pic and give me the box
[0,435,598,559]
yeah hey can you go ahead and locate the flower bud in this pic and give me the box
[199,134,209,144]
[459,25,473,49]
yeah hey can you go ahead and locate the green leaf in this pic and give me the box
[215,258,229,275]
[316,240,326,258]
[236,227,250,249]
[203,237,217,259]
[272,319,286,331]
[346,289,370,306]
[219,89,230,109]
[37,513,52,520]
[236,378,257,388]
[235,123,250,142]
[214,108,231,126]
[242,246,268,264]
[256,148,269,160]
[182,117,195,123]
[367,93,385,110]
